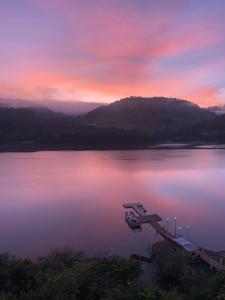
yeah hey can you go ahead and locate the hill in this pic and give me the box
[84,97,214,135]
[0,106,151,149]
[0,97,221,150]
[0,107,75,144]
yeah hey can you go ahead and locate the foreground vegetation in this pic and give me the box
[0,244,225,300]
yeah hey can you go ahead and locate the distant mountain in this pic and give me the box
[207,105,225,115]
[0,98,42,109]
[0,98,104,115]
[84,97,214,134]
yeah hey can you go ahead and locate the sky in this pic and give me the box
[1,0,225,107]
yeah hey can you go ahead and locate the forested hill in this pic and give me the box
[0,97,224,149]
[0,107,73,143]
[84,97,214,132]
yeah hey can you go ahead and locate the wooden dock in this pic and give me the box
[123,203,175,241]
[123,203,225,271]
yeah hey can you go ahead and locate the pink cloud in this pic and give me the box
[1,0,225,106]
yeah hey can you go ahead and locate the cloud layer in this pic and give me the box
[1,0,225,106]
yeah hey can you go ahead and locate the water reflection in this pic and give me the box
[0,150,225,257]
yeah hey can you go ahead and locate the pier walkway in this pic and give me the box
[123,203,225,271]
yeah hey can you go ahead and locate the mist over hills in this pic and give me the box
[0,98,104,115]
[0,96,225,150]
[0,98,42,109]
[1,96,225,117]
[207,105,225,115]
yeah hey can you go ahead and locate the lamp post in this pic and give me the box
[166,218,170,239]
[186,225,190,240]
[174,217,177,237]
[178,226,182,237]
[166,218,170,232]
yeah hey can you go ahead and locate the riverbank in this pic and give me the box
[1,141,225,153]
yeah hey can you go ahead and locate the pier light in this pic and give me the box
[178,226,182,237]
[166,218,170,232]
[174,217,177,237]
[186,225,190,239]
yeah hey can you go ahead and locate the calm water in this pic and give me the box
[0,150,225,258]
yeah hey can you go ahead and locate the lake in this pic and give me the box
[0,149,225,258]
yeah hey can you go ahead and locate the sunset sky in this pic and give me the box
[1,0,225,106]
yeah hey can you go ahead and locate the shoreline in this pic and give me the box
[1,142,225,153]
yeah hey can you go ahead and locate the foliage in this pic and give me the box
[0,249,142,300]
[0,247,224,299]
[152,241,225,300]
[152,241,187,287]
